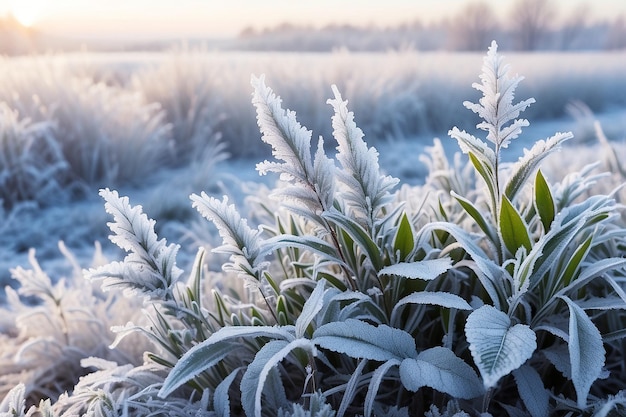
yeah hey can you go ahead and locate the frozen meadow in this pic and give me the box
[1,43,626,415]
[1,49,625,295]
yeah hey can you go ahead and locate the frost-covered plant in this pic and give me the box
[3,42,625,416]
[0,103,68,209]
[157,41,626,416]
[50,79,171,187]
[131,46,228,165]
[0,57,171,189]
[0,242,144,407]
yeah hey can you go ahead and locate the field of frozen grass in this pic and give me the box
[2,43,626,415]
[1,48,625,299]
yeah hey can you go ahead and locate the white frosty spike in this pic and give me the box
[328,84,398,231]
[87,188,183,301]
[252,75,336,224]
[463,41,535,149]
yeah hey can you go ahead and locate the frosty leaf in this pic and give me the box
[158,341,232,398]
[191,193,267,280]
[328,85,398,231]
[313,137,337,215]
[262,234,344,267]
[313,319,417,361]
[364,359,401,417]
[338,359,368,417]
[513,365,549,417]
[379,258,453,281]
[529,195,617,290]
[214,368,241,417]
[399,347,484,399]
[241,339,316,417]
[0,383,26,415]
[417,222,506,307]
[560,296,605,408]
[465,305,536,389]
[88,188,182,300]
[505,132,572,202]
[252,75,314,182]
[295,279,327,338]
[251,75,335,224]
[159,325,295,398]
[392,292,472,323]
[448,127,496,167]
[593,391,626,417]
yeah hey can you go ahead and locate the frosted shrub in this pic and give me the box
[3,42,626,416]
[0,57,171,189]
[0,103,68,209]
[132,47,227,165]
[49,79,171,187]
[0,243,145,407]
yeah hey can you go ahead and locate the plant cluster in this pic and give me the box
[1,42,626,416]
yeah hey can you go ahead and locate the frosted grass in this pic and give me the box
[1,48,625,301]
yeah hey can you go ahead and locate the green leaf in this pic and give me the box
[560,296,605,408]
[465,305,537,389]
[534,170,555,232]
[451,191,498,244]
[323,210,383,271]
[313,319,417,361]
[468,152,497,205]
[393,212,414,261]
[560,236,592,288]
[399,347,484,399]
[500,195,532,255]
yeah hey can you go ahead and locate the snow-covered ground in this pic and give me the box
[1,104,624,304]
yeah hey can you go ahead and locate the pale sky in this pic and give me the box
[1,0,624,40]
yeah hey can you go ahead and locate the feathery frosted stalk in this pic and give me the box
[190,193,277,320]
[449,41,535,218]
[190,193,267,281]
[463,41,535,151]
[328,85,398,232]
[252,74,336,225]
[87,188,183,301]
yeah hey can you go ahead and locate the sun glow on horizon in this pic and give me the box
[10,0,47,28]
